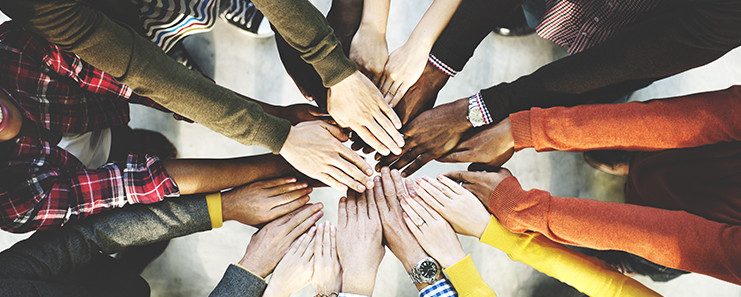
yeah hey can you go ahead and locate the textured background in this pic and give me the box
[1,1,740,296]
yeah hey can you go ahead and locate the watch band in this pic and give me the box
[467,93,493,127]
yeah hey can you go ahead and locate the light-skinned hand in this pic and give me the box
[312,222,342,296]
[443,167,513,207]
[238,203,324,278]
[222,177,313,226]
[327,71,404,156]
[400,193,466,269]
[336,190,385,295]
[280,120,373,193]
[439,118,515,166]
[350,27,389,85]
[263,227,317,297]
[377,98,471,175]
[373,168,428,273]
[379,43,429,106]
[412,176,490,238]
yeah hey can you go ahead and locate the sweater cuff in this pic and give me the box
[206,192,223,229]
[254,113,292,154]
[314,46,358,88]
[488,176,550,234]
[443,255,496,297]
[233,263,266,281]
[508,111,533,150]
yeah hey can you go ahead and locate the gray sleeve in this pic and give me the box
[0,196,212,283]
[209,264,268,297]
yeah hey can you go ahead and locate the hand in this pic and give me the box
[277,103,326,125]
[327,71,404,156]
[264,227,317,297]
[238,203,324,278]
[312,222,342,296]
[349,26,389,85]
[373,168,428,273]
[222,177,313,226]
[379,43,429,106]
[439,118,515,166]
[377,98,471,175]
[443,167,513,207]
[400,193,466,268]
[336,190,385,295]
[393,61,448,125]
[411,176,490,238]
[280,121,373,192]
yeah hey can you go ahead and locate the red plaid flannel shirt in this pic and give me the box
[0,22,180,233]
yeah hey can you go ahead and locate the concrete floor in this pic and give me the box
[1,1,741,296]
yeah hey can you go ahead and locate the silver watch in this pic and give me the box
[467,95,487,127]
[409,257,441,285]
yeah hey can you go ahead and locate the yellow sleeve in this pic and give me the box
[233,263,266,281]
[443,255,497,297]
[205,192,223,229]
[479,216,662,297]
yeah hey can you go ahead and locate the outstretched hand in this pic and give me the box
[336,190,384,295]
[411,176,490,238]
[379,43,429,106]
[439,118,515,166]
[350,27,389,85]
[443,166,513,207]
[312,221,342,296]
[280,120,373,193]
[327,71,404,156]
[264,227,317,297]
[221,177,313,226]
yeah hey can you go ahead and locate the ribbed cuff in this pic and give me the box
[206,192,223,229]
[233,263,266,281]
[253,113,292,154]
[488,177,549,234]
[314,46,359,88]
[443,255,496,297]
[428,54,458,77]
[508,111,533,150]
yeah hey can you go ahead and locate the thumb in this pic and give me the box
[438,150,470,163]
[322,122,350,142]
[443,170,478,184]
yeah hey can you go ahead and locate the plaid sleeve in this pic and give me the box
[1,151,179,233]
[420,279,458,297]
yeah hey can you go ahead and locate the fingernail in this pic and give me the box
[392,148,402,155]
[381,149,390,156]
[358,185,366,192]
[310,226,317,233]
[398,136,405,146]
[374,176,381,183]
[289,178,297,182]
[366,169,374,175]
[299,183,308,188]
[381,167,390,174]
[315,202,324,209]
[401,172,407,178]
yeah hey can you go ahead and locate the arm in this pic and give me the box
[349,0,390,84]
[0,195,212,295]
[488,176,741,285]
[439,87,741,166]
[0,1,291,152]
[380,0,463,105]
[479,0,741,123]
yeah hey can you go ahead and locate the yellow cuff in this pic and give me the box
[233,263,266,281]
[443,255,497,297]
[206,192,223,229]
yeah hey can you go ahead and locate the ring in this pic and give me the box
[416,221,426,227]
[458,181,463,186]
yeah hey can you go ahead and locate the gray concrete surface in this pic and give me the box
[1,1,741,296]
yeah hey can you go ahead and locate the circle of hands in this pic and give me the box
[235,167,514,297]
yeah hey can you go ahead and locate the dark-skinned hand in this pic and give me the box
[443,165,513,207]
[439,118,515,167]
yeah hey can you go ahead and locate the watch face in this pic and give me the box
[418,260,439,279]
[468,106,485,126]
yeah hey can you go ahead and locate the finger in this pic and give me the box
[322,221,331,258]
[405,179,418,198]
[380,167,397,201]
[268,195,311,219]
[419,176,452,201]
[402,212,424,239]
[390,169,408,198]
[289,232,309,254]
[281,203,323,229]
[300,226,317,258]
[373,175,388,212]
[355,126,390,156]
[387,146,424,174]
[266,181,310,197]
[402,193,435,223]
[366,185,380,221]
[314,222,325,258]
[287,208,324,240]
[256,177,298,189]
[437,149,475,163]
[319,173,348,192]
[347,190,358,217]
[365,120,401,156]
[377,94,403,129]
[325,165,365,193]
[380,73,394,96]
[400,196,424,225]
[436,175,466,195]
[269,186,313,206]
[372,111,404,151]
[337,144,374,177]
[402,152,435,177]
[338,197,348,226]
[357,188,369,219]
[411,179,446,214]
[385,80,403,104]
[332,154,372,190]
[329,224,338,259]
[443,170,479,184]
[389,83,408,107]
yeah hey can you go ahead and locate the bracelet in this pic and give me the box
[314,293,339,297]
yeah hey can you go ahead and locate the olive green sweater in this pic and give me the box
[1,0,357,153]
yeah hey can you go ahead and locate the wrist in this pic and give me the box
[341,272,376,295]
[453,98,474,131]
[262,285,288,297]
[436,249,466,269]
[398,246,429,273]
[358,20,387,36]
[238,256,271,279]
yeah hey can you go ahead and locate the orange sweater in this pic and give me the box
[492,86,741,285]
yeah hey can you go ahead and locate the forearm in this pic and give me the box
[407,0,463,51]
[489,177,741,285]
[481,1,741,123]
[1,1,291,152]
[508,86,741,152]
[0,196,210,281]
[480,216,661,297]
[251,0,357,87]
[358,0,390,35]
[162,154,296,194]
